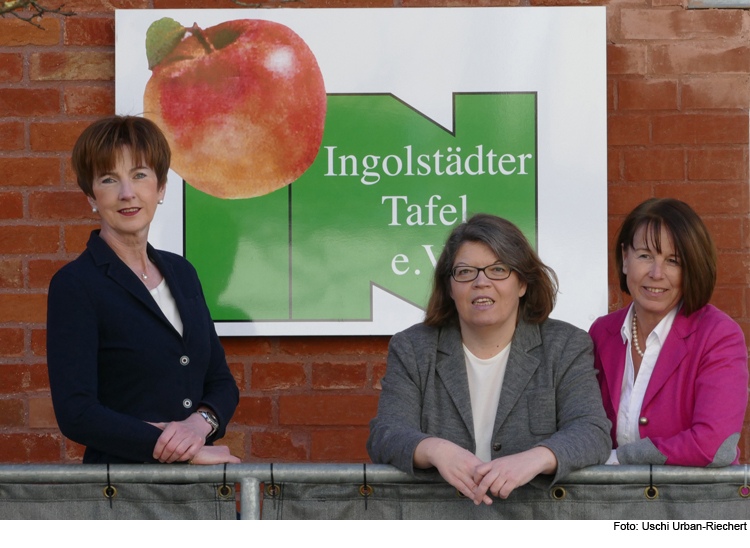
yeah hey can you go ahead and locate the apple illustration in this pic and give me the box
[144,18,327,199]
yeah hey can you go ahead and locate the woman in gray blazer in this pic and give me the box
[367,214,611,505]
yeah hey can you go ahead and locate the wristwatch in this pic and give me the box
[197,410,219,440]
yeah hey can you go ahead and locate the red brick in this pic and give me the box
[0,122,23,150]
[0,158,60,187]
[214,430,245,460]
[618,79,677,110]
[0,399,25,427]
[710,287,743,318]
[0,329,24,357]
[608,183,653,216]
[0,192,23,219]
[608,44,647,75]
[279,395,379,426]
[703,217,743,251]
[312,362,367,389]
[0,88,59,117]
[745,217,750,250]
[31,330,46,356]
[30,191,96,221]
[64,224,96,253]
[233,397,272,426]
[608,218,624,252]
[688,149,746,181]
[30,363,50,390]
[373,361,387,390]
[0,365,27,394]
[0,225,59,254]
[227,362,245,390]
[29,260,70,289]
[0,433,61,463]
[0,260,22,289]
[64,86,115,116]
[252,362,305,390]
[608,114,650,146]
[30,52,114,81]
[608,150,621,182]
[655,182,749,215]
[30,122,91,152]
[65,439,86,461]
[607,78,616,110]
[29,397,57,429]
[64,17,115,46]
[623,149,684,181]
[717,253,750,285]
[0,294,47,323]
[652,0,685,5]
[251,431,307,460]
[620,8,742,40]
[280,337,390,356]
[651,44,750,74]
[0,53,23,83]
[311,429,370,461]
[653,115,748,145]
[221,337,272,356]
[682,76,750,110]
[62,0,146,10]
[0,18,60,46]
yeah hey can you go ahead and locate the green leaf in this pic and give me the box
[146,18,186,70]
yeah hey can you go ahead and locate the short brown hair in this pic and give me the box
[424,214,558,327]
[72,116,171,197]
[615,198,716,316]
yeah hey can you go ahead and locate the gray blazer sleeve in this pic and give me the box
[533,327,612,482]
[367,331,432,475]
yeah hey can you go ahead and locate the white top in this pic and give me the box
[463,343,511,463]
[605,303,680,464]
[149,278,184,337]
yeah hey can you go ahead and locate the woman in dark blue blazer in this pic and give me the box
[47,116,240,464]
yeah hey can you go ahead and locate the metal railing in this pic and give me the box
[0,463,748,519]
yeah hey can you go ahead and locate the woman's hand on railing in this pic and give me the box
[472,446,558,503]
[414,437,492,505]
[148,413,212,463]
[190,445,241,465]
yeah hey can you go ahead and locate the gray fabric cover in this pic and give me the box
[0,483,236,519]
[261,482,750,520]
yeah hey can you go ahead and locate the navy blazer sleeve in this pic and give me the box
[47,270,163,462]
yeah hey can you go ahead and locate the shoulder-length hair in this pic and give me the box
[72,115,171,198]
[424,214,558,327]
[615,198,716,316]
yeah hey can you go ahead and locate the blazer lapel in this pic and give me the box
[87,231,181,336]
[601,312,628,415]
[148,245,191,341]
[493,320,541,433]
[642,309,695,408]
[435,326,475,440]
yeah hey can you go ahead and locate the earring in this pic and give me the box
[158,199,164,205]
[92,207,98,213]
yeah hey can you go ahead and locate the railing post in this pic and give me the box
[240,477,261,520]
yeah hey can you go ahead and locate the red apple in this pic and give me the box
[144,18,327,199]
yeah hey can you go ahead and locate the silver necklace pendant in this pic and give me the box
[141,272,148,280]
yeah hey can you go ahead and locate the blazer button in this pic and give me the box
[180,356,190,366]
[183,398,192,409]
[492,443,502,452]
[639,416,648,426]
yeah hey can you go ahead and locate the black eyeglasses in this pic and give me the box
[451,263,513,283]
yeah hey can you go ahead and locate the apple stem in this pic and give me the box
[190,23,215,54]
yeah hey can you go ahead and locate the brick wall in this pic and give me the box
[0,0,748,464]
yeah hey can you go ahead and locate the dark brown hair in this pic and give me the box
[72,116,171,197]
[615,198,716,316]
[424,214,558,327]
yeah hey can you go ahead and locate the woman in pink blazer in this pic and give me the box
[590,198,748,466]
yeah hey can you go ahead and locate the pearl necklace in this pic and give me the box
[632,312,644,358]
